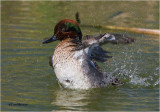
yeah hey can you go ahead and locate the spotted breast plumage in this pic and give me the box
[43,19,135,89]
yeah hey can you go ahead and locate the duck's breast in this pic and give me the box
[52,43,93,89]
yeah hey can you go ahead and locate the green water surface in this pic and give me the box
[1,1,159,111]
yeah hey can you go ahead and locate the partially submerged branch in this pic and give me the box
[75,12,160,36]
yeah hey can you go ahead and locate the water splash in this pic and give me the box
[129,75,150,87]
[154,79,160,87]
[105,43,159,88]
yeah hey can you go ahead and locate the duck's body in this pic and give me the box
[43,19,134,89]
[52,38,107,89]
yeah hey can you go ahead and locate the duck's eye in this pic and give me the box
[61,27,65,32]
[59,24,66,32]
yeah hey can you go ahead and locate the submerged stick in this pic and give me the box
[101,25,160,36]
[80,24,160,36]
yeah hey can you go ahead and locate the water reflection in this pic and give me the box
[51,87,159,111]
[51,89,90,111]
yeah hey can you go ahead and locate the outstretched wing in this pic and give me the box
[89,45,112,62]
[82,33,135,62]
[110,33,135,44]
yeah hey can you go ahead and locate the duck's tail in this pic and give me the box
[75,12,81,24]
[104,71,123,86]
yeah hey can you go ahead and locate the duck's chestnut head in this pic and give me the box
[43,19,82,44]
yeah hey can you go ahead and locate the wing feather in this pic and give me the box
[82,33,135,62]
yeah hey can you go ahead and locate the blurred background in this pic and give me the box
[1,1,159,111]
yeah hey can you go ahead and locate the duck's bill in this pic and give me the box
[42,34,57,44]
